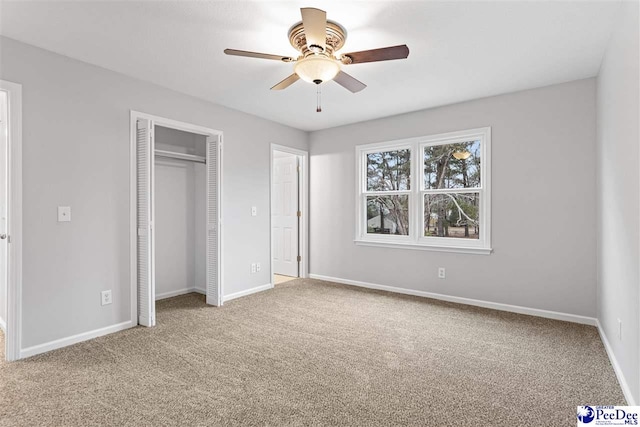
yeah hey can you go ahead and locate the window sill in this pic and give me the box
[354,239,493,255]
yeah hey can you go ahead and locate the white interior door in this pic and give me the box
[205,135,221,306]
[0,92,7,331]
[137,118,155,326]
[272,153,299,277]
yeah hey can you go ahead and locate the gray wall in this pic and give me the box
[596,1,639,404]
[154,157,197,297]
[309,79,597,317]
[0,36,307,349]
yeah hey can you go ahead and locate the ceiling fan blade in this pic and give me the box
[224,49,294,62]
[301,7,327,52]
[333,71,366,93]
[271,74,300,90]
[341,45,410,64]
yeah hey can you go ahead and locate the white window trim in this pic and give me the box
[355,127,492,255]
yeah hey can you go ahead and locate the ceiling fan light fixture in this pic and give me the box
[294,55,340,84]
[452,151,471,160]
[224,7,410,107]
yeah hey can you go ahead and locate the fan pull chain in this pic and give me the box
[316,84,322,113]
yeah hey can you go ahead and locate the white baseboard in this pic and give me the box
[223,283,273,303]
[309,274,597,326]
[20,320,134,359]
[0,316,5,333]
[156,287,205,300]
[596,320,636,405]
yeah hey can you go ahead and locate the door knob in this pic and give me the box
[0,234,7,240]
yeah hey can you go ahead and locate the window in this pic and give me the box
[355,127,491,254]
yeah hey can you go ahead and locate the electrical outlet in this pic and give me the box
[618,319,622,340]
[438,267,446,279]
[256,262,261,272]
[101,290,112,306]
[251,263,256,273]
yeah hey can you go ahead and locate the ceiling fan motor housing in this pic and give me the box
[288,20,348,59]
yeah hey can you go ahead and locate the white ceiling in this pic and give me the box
[0,1,622,131]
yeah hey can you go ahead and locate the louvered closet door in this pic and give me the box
[137,118,155,326]
[206,135,221,306]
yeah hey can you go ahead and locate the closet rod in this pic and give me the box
[154,149,206,164]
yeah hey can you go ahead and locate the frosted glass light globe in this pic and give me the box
[294,55,340,84]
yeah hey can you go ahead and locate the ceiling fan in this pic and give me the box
[224,7,409,108]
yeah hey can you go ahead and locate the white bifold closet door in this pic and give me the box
[205,135,221,306]
[137,118,155,326]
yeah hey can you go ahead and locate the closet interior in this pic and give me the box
[154,125,207,300]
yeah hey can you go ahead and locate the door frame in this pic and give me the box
[0,80,23,361]
[270,144,308,283]
[129,111,224,326]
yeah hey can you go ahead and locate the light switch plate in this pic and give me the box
[251,206,257,216]
[58,206,71,222]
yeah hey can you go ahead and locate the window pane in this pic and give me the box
[424,140,481,189]
[367,149,411,191]
[424,193,480,239]
[366,195,409,235]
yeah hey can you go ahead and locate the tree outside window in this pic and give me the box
[365,149,410,235]
[423,140,481,239]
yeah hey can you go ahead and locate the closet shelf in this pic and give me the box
[155,149,206,164]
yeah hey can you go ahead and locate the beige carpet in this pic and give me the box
[0,279,625,426]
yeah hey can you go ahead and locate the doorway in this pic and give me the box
[0,79,23,361]
[130,112,223,327]
[270,144,308,285]
[154,126,207,301]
